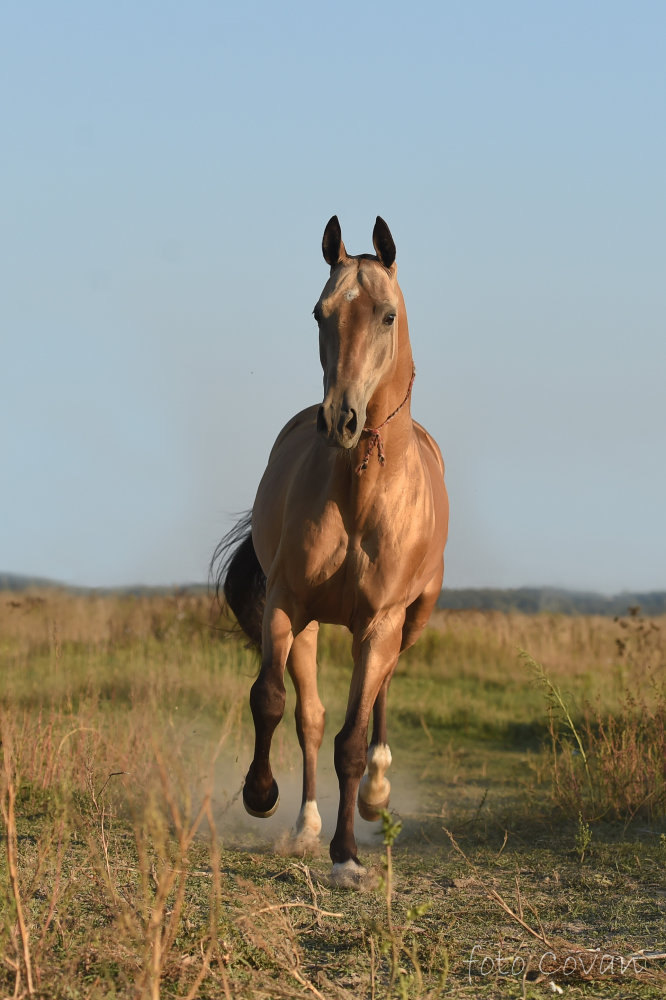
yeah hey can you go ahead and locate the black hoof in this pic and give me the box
[243,779,279,818]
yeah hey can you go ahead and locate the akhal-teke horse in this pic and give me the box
[214,216,449,886]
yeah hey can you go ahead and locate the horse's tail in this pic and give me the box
[210,512,265,653]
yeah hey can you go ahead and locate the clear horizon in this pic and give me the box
[3,2,665,593]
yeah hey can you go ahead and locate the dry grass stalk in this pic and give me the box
[234,877,333,1000]
[444,825,555,951]
[134,756,212,1000]
[185,797,232,1000]
[1,727,35,998]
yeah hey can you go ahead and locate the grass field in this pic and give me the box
[1,591,665,998]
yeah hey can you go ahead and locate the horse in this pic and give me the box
[214,216,449,886]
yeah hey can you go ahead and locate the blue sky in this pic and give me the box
[2,1,665,592]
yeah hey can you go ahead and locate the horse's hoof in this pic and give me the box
[328,859,378,890]
[243,779,279,818]
[357,794,389,822]
[357,774,391,821]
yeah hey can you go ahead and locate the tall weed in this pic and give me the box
[526,623,666,823]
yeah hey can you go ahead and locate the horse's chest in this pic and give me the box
[292,507,410,614]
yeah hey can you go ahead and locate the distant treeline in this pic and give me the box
[0,573,207,598]
[437,587,666,617]
[0,573,59,591]
[2,573,665,617]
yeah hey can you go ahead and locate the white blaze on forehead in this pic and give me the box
[320,258,396,316]
[321,265,360,315]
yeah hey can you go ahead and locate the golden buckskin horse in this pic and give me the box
[214,216,449,886]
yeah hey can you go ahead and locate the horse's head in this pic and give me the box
[315,216,405,451]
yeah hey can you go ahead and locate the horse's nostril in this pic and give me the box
[317,405,327,435]
[345,409,358,436]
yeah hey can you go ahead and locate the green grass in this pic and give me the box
[1,593,665,998]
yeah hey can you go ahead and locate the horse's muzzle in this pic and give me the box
[317,401,360,449]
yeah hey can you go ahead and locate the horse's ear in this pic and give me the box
[372,216,396,268]
[322,215,346,266]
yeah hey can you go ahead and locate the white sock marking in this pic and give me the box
[294,799,322,837]
[359,743,392,808]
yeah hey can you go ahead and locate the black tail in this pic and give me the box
[210,512,265,652]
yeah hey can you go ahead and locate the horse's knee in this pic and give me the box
[334,726,367,781]
[250,673,286,727]
[296,700,325,748]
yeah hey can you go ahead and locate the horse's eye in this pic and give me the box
[383,312,396,325]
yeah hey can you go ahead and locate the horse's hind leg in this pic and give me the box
[357,672,394,821]
[286,621,325,852]
[243,604,293,817]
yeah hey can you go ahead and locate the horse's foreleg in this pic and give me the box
[330,610,404,884]
[356,569,442,823]
[243,604,293,818]
[357,672,395,821]
[400,561,444,653]
[356,567,445,824]
[287,621,325,851]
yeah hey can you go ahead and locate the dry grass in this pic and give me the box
[1,590,665,998]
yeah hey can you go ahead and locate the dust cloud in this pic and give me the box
[208,737,429,853]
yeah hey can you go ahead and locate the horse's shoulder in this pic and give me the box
[413,420,445,476]
[268,405,319,459]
